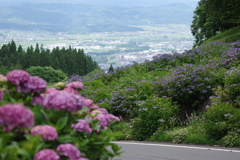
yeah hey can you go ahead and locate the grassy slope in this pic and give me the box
[201,25,240,46]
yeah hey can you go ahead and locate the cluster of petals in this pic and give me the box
[31,125,58,140]
[6,70,47,93]
[0,103,34,131]
[46,88,59,94]
[43,91,85,112]
[72,119,92,133]
[32,95,45,106]
[66,81,84,90]
[83,99,94,107]
[57,143,81,160]
[94,113,111,129]
[6,70,30,86]
[34,149,60,160]
[107,114,120,122]
[98,108,109,115]
[63,87,79,94]
[25,76,47,93]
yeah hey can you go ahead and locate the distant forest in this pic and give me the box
[0,40,99,76]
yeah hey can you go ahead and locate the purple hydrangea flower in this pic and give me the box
[43,91,84,112]
[72,119,92,133]
[108,114,120,122]
[94,113,110,129]
[31,125,58,140]
[46,88,59,94]
[66,81,84,90]
[57,143,81,159]
[63,87,79,94]
[25,76,47,93]
[98,108,108,115]
[74,94,85,111]
[6,70,30,86]
[32,95,45,106]
[83,99,93,107]
[0,103,34,131]
[34,149,60,160]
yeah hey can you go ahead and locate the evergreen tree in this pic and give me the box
[108,64,114,73]
[9,39,16,54]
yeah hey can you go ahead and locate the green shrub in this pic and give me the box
[130,97,179,140]
[26,66,67,83]
[218,67,240,107]
[204,102,240,140]
[233,138,240,147]
[150,132,173,142]
[221,133,239,147]
[170,127,188,143]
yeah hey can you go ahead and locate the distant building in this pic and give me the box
[116,54,125,63]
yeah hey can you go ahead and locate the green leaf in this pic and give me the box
[17,149,31,160]
[56,116,68,131]
[110,143,122,154]
[57,134,72,143]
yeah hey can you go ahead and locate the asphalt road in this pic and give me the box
[113,141,240,160]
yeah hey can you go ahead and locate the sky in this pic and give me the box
[0,0,200,7]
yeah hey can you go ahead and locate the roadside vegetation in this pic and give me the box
[76,34,240,147]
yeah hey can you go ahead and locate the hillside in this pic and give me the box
[75,27,240,146]
[201,26,240,46]
[0,3,194,33]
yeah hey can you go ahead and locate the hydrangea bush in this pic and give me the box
[154,64,225,107]
[0,70,121,160]
[130,96,180,140]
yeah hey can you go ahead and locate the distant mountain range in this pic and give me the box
[0,3,195,33]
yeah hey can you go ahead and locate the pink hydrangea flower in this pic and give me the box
[31,125,58,140]
[57,143,81,159]
[43,91,84,112]
[108,114,120,122]
[94,113,110,129]
[34,149,60,160]
[89,105,99,110]
[32,95,45,106]
[66,81,84,90]
[6,70,30,86]
[46,88,60,94]
[83,99,93,107]
[0,103,34,131]
[72,120,92,133]
[63,87,78,94]
[74,94,85,111]
[25,76,47,93]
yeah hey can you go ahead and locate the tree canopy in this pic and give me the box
[191,0,240,47]
[0,40,99,77]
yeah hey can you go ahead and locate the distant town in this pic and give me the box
[0,24,194,71]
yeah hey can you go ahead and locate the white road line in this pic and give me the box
[113,141,240,153]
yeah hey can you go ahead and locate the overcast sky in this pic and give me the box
[0,0,200,7]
